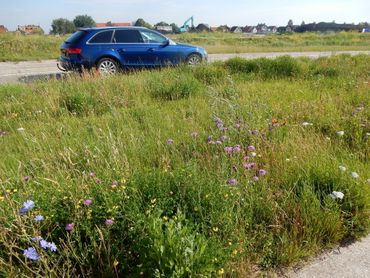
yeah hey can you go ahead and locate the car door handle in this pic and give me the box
[148,48,155,52]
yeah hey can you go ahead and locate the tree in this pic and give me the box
[170,23,180,33]
[134,18,152,29]
[287,19,293,27]
[73,15,96,28]
[155,21,169,27]
[301,21,305,26]
[51,18,76,35]
[106,21,113,26]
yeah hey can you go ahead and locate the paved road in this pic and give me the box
[288,235,370,278]
[1,50,370,84]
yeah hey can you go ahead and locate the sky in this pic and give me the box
[0,0,369,32]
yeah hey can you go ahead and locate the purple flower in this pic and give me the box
[23,176,31,182]
[207,135,213,141]
[31,236,43,242]
[105,219,114,226]
[214,117,223,125]
[40,239,49,249]
[34,215,44,222]
[224,147,233,154]
[243,156,250,161]
[247,145,256,151]
[191,131,198,138]
[48,242,57,252]
[259,169,267,176]
[216,123,224,130]
[19,200,35,214]
[23,247,40,261]
[220,135,227,142]
[83,199,93,206]
[235,123,241,129]
[208,140,216,145]
[244,163,255,170]
[65,223,75,231]
[252,176,259,182]
[166,139,174,145]
[233,145,241,153]
[250,130,259,135]
[227,179,237,186]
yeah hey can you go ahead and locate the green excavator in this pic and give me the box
[179,16,194,33]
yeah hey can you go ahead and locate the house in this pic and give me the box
[17,25,44,34]
[155,25,173,34]
[243,26,257,34]
[96,22,131,27]
[277,26,287,33]
[256,23,268,34]
[195,24,210,32]
[0,25,8,33]
[230,26,243,33]
[210,27,218,32]
[217,25,230,33]
[267,26,277,33]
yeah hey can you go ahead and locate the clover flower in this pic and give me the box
[23,247,40,261]
[65,223,75,231]
[105,219,114,226]
[330,191,344,200]
[83,199,93,206]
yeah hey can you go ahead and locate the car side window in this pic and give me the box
[89,31,113,44]
[113,30,143,43]
[139,30,167,44]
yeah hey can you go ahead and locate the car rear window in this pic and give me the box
[89,30,114,43]
[65,30,87,44]
[113,30,143,43]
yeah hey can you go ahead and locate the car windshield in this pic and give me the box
[65,30,87,44]
[140,30,167,44]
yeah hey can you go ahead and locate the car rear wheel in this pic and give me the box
[97,58,119,75]
[186,54,202,65]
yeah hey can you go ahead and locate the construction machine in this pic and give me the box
[180,16,194,33]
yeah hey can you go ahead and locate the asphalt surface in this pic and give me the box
[289,235,370,278]
[1,50,370,84]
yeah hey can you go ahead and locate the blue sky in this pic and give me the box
[1,0,369,32]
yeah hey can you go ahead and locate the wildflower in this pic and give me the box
[218,268,225,275]
[208,140,216,145]
[31,236,43,242]
[219,135,227,142]
[339,166,347,172]
[166,139,174,145]
[65,223,75,231]
[227,178,237,186]
[250,130,259,135]
[243,156,250,161]
[247,145,256,151]
[23,247,40,261]
[105,219,114,226]
[33,215,44,222]
[302,122,313,126]
[19,200,35,214]
[212,227,219,232]
[251,152,257,157]
[88,172,95,177]
[114,259,119,267]
[111,181,118,188]
[259,169,267,176]
[356,107,364,111]
[330,191,344,200]
[47,242,57,252]
[244,163,255,170]
[40,240,49,249]
[252,176,259,182]
[235,123,241,129]
[351,172,359,178]
[191,131,198,138]
[23,176,31,182]
[337,131,345,136]
[216,123,224,130]
[233,145,241,153]
[17,127,25,132]
[215,141,222,145]
[224,147,233,154]
[83,199,93,206]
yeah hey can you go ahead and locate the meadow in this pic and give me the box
[0,55,369,277]
[0,31,370,61]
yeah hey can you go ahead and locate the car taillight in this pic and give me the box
[66,48,82,54]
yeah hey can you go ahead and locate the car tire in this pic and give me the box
[186,53,202,65]
[97,58,119,75]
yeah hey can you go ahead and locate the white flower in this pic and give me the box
[286,158,291,162]
[302,122,313,126]
[17,127,25,132]
[337,131,345,136]
[251,152,257,157]
[339,166,347,172]
[351,172,359,178]
[330,191,344,200]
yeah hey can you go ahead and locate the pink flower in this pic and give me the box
[105,219,114,226]
[83,199,93,206]
[65,223,75,231]
[247,145,256,151]
[259,169,267,176]
[244,163,255,170]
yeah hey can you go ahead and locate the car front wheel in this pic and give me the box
[97,58,119,75]
[186,54,202,65]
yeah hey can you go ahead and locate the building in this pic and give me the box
[230,26,243,33]
[155,25,173,34]
[17,25,44,34]
[0,25,8,33]
[96,22,131,27]
[243,26,257,34]
[195,24,210,32]
[217,25,230,33]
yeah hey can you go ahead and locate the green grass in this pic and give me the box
[0,55,369,277]
[0,31,369,62]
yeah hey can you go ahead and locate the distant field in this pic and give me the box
[0,31,369,62]
[0,55,369,276]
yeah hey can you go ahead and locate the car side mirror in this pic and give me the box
[162,39,170,47]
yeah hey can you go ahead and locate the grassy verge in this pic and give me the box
[0,32,369,62]
[0,55,369,276]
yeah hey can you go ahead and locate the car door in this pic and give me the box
[138,30,180,66]
[113,29,153,67]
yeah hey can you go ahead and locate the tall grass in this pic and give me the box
[0,55,369,276]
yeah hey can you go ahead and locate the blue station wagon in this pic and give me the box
[58,27,208,74]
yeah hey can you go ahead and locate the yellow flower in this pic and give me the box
[162,216,168,221]
[150,198,157,204]
[113,259,119,267]
[232,249,238,255]
[13,189,18,193]
[212,227,219,232]
[217,268,225,276]
[0,196,4,201]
